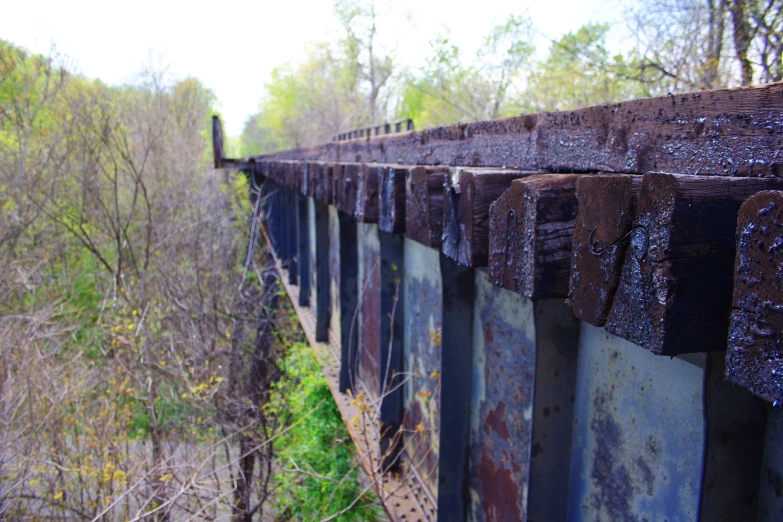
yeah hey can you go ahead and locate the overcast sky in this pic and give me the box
[2,0,630,136]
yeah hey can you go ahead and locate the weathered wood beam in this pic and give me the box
[726,190,783,405]
[606,173,783,356]
[379,166,407,234]
[405,166,449,248]
[356,164,380,223]
[568,175,643,326]
[443,168,532,267]
[488,174,582,299]
[267,160,283,185]
[316,163,335,205]
[334,163,360,215]
[302,162,317,198]
[288,161,303,193]
[259,84,783,177]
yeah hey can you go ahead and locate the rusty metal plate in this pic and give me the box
[567,323,705,522]
[358,223,382,399]
[469,269,536,522]
[403,238,442,496]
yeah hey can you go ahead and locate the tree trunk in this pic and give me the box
[729,0,754,85]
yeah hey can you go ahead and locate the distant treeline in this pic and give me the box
[239,0,783,155]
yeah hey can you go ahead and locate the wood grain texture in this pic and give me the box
[356,164,380,223]
[568,175,643,325]
[302,162,319,198]
[379,166,408,234]
[259,84,783,177]
[334,163,360,215]
[726,190,783,405]
[405,166,449,248]
[606,173,783,355]
[443,168,533,267]
[316,163,335,205]
[488,174,582,299]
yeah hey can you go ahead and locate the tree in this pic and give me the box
[628,0,783,90]
[397,15,535,128]
[525,24,646,112]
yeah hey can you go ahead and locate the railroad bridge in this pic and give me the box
[215,82,783,521]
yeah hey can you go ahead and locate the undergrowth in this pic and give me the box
[268,342,383,521]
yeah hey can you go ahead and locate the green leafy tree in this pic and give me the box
[525,23,646,112]
[397,15,535,128]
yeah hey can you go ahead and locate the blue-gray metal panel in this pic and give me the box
[308,197,318,312]
[297,193,310,305]
[403,237,442,496]
[358,222,381,399]
[328,206,341,345]
[567,323,705,522]
[287,187,298,285]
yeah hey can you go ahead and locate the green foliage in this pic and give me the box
[524,23,647,112]
[268,342,382,521]
[397,15,536,127]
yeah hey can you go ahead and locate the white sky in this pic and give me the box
[2,0,631,136]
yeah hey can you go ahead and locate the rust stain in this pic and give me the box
[485,320,494,343]
[478,454,522,522]
[484,401,510,440]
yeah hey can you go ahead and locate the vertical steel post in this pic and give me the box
[296,193,310,302]
[757,407,783,520]
[437,253,475,522]
[699,352,766,521]
[315,201,331,343]
[339,214,359,393]
[357,223,381,398]
[528,299,580,521]
[380,230,405,470]
[266,181,279,257]
[287,188,298,285]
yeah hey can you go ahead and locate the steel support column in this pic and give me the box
[357,223,381,398]
[314,201,331,342]
[339,213,359,393]
[286,187,298,285]
[297,193,311,305]
[437,254,475,522]
[380,230,405,470]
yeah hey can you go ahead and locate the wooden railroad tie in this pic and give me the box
[379,166,408,234]
[356,164,380,223]
[333,163,361,215]
[405,166,449,248]
[726,190,783,405]
[442,167,535,267]
[488,173,583,299]
[605,173,783,356]
[568,174,643,326]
